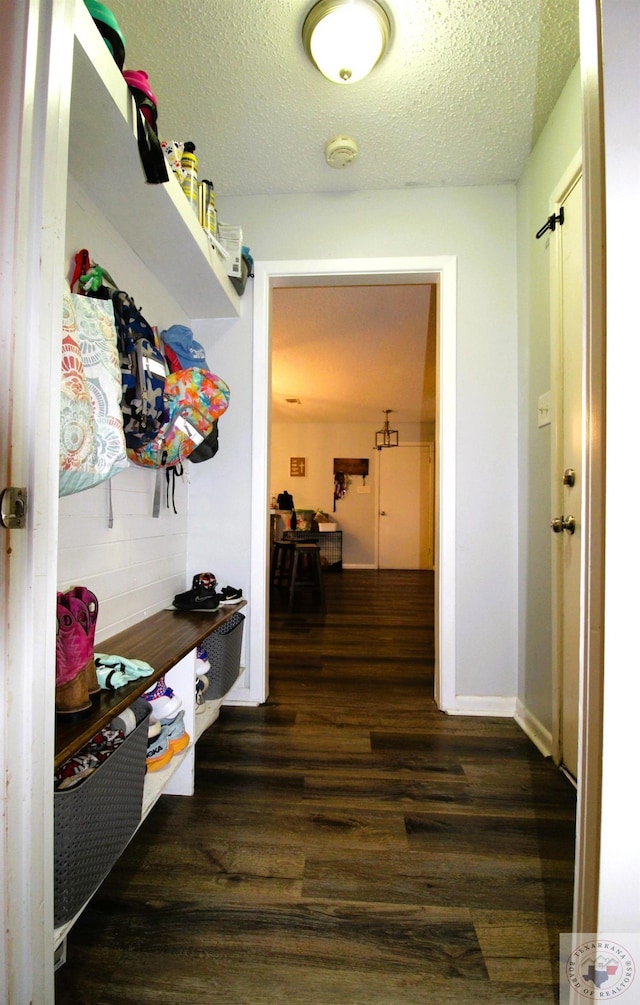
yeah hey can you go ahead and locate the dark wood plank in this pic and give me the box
[56,570,574,1005]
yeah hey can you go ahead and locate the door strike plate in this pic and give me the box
[0,487,28,529]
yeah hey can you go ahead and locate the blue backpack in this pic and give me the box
[110,290,167,450]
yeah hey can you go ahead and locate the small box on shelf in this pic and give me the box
[218,223,243,279]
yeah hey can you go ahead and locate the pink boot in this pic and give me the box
[65,587,100,697]
[55,593,92,715]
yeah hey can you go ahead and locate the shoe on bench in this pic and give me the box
[218,585,243,606]
[159,709,190,754]
[142,675,182,721]
[146,727,173,772]
[173,572,219,611]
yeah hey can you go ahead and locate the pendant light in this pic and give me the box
[375,409,399,450]
[302,0,391,84]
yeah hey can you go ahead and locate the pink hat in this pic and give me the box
[123,70,158,125]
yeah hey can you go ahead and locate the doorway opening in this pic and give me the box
[250,255,458,710]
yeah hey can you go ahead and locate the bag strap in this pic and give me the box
[165,463,183,514]
[70,249,92,293]
[153,469,162,518]
[128,87,169,185]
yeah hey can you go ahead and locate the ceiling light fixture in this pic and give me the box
[375,409,399,450]
[302,0,391,84]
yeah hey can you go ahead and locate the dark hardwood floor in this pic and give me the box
[56,570,575,1004]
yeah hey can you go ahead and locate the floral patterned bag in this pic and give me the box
[59,283,128,496]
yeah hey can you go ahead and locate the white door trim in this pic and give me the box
[1,0,74,999]
[571,0,606,938]
[251,255,457,711]
[548,149,583,770]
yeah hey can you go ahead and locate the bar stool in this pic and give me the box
[271,539,295,591]
[288,542,326,613]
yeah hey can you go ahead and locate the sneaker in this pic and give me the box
[173,572,219,611]
[147,716,162,740]
[142,676,183,721]
[196,644,210,675]
[195,674,209,711]
[160,709,190,754]
[145,727,173,772]
[218,585,243,606]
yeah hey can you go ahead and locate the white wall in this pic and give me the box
[271,420,425,567]
[220,185,519,702]
[59,177,194,640]
[188,292,254,698]
[515,62,582,731]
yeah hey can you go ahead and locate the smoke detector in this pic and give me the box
[325,135,358,169]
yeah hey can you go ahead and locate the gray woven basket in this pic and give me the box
[202,612,245,698]
[54,698,150,927]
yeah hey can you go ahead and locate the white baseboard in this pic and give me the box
[222,674,260,707]
[514,698,553,758]
[443,695,517,717]
[342,563,377,570]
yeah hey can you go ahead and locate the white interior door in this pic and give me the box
[551,166,583,780]
[378,443,434,569]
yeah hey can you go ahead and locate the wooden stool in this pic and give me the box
[288,543,326,613]
[271,540,295,590]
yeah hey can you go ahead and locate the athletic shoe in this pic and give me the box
[142,676,183,721]
[173,572,219,611]
[196,644,210,675]
[160,709,190,754]
[145,692,182,720]
[195,674,209,710]
[218,585,243,605]
[147,716,162,740]
[146,727,173,772]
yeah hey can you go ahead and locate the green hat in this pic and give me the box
[84,1,125,69]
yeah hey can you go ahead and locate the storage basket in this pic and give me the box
[202,612,245,698]
[54,698,150,927]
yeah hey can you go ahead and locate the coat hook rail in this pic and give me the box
[536,206,564,240]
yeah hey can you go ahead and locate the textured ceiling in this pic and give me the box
[270,283,435,424]
[105,0,579,426]
[107,0,579,198]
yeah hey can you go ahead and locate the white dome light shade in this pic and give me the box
[303,0,391,84]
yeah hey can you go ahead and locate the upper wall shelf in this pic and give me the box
[69,0,240,320]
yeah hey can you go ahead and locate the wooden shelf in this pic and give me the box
[54,603,246,768]
[69,0,240,320]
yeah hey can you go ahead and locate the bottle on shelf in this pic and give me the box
[198,179,218,240]
[180,142,198,214]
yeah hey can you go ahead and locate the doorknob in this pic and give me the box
[550,515,576,535]
[379,511,387,516]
